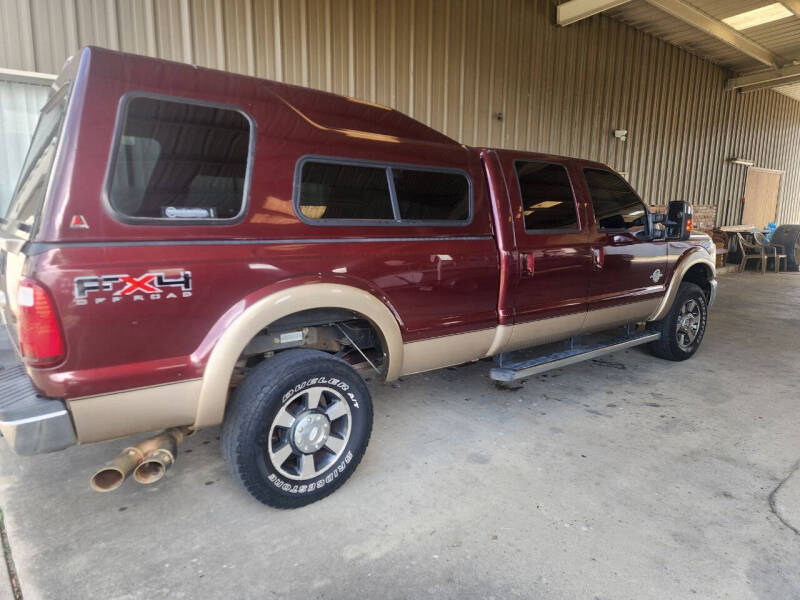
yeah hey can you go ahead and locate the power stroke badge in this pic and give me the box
[73,271,192,305]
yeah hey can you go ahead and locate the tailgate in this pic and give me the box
[0,238,25,353]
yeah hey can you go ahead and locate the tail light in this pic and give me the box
[17,278,65,367]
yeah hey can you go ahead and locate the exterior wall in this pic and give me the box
[0,0,799,225]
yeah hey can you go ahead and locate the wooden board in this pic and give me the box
[742,168,781,229]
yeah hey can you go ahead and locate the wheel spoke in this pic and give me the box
[306,387,323,410]
[324,435,345,454]
[299,453,317,478]
[273,408,295,428]
[325,400,348,421]
[685,299,697,314]
[271,443,293,467]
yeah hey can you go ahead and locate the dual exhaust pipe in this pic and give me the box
[90,427,190,492]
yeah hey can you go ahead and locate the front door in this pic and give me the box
[580,167,667,331]
[500,154,593,351]
[742,167,782,229]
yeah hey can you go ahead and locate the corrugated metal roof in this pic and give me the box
[775,81,800,102]
[607,0,800,74]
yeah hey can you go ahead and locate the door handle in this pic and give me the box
[592,247,604,269]
[520,252,535,277]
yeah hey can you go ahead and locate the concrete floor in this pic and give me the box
[1,272,799,600]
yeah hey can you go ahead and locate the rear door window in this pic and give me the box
[514,161,579,232]
[107,95,252,222]
[583,168,648,234]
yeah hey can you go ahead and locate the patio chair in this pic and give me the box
[736,232,767,273]
[753,231,787,273]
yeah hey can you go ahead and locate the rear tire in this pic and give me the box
[222,349,373,508]
[648,282,708,361]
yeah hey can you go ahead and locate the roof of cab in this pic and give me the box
[76,46,460,148]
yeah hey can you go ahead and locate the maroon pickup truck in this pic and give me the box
[0,47,716,508]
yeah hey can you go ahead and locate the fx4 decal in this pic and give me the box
[73,271,192,305]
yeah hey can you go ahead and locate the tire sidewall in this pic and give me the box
[234,357,372,505]
[667,285,708,358]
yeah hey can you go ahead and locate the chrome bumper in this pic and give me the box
[0,364,76,455]
[708,278,718,309]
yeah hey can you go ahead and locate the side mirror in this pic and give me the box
[638,209,665,241]
[666,201,693,240]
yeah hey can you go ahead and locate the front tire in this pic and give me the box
[222,349,373,508]
[648,282,708,361]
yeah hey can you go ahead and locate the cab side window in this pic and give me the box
[514,161,579,232]
[583,168,648,234]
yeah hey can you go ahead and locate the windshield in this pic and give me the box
[4,86,70,238]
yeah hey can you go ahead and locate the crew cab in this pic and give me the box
[0,47,716,508]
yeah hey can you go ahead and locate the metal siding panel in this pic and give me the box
[2,0,800,224]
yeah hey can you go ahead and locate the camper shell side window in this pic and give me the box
[104,93,255,225]
[293,156,473,226]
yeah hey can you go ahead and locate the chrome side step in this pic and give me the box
[489,330,661,383]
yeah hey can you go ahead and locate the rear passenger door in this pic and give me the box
[581,167,667,327]
[502,156,593,350]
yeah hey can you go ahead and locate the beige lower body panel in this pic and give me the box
[583,298,661,334]
[67,300,662,442]
[68,379,202,443]
[400,328,496,376]
[503,311,586,354]
[399,299,661,376]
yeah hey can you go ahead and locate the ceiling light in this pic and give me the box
[722,3,793,30]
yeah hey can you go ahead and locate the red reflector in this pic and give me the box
[17,278,65,368]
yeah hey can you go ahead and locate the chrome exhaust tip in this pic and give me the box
[89,427,190,492]
[90,447,145,492]
[133,448,175,484]
[132,427,188,485]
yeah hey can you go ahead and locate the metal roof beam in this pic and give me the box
[727,63,800,91]
[738,74,800,93]
[0,67,56,85]
[556,0,633,26]
[782,0,800,17]
[643,0,782,68]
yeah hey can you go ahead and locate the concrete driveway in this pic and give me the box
[1,273,799,600]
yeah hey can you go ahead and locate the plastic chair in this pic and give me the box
[736,232,767,273]
[753,231,787,273]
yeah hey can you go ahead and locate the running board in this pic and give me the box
[489,330,661,383]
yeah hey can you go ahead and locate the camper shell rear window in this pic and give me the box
[105,93,254,224]
[4,84,71,239]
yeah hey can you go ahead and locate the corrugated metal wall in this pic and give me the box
[1,0,799,224]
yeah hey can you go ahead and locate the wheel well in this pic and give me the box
[682,263,712,301]
[231,308,388,386]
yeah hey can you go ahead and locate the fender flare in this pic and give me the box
[648,248,715,322]
[193,282,404,428]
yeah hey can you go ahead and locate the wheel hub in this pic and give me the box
[291,411,330,454]
[676,299,701,348]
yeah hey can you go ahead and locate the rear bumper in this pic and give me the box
[0,364,77,455]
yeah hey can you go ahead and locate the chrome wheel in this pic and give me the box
[267,386,351,480]
[676,298,701,349]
